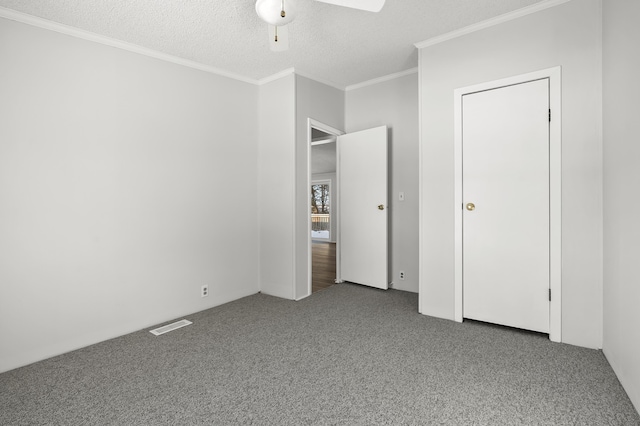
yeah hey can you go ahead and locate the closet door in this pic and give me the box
[462,79,550,333]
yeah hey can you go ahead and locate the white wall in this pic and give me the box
[603,0,640,413]
[295,75,345,299]
[0,18,260,372]
[418,0,603,348]
[258,73,296,299]
[345,73,419,293]
[257,74,343,301]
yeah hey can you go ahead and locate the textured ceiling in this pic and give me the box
[0,0,546,88]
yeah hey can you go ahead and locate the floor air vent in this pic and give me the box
[149,319,192,336]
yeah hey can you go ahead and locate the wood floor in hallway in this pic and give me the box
[312,241,336,293]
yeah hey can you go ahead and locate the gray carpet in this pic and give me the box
[1,284,639,425]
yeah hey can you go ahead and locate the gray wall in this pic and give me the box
[0,18,260,372]
[258,74,297,299]
[257,74,344,301]
[295,75,345,299]
[345,73,419,293]
[418,0,603,348]
[603,0,640,413]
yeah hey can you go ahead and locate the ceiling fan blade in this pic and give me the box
[314,0,385,12]
[268,25,289,52]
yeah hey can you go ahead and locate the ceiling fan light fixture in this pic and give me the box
[256,0,297,26]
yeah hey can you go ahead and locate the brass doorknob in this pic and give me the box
[466,203,475,211]
[378,204,385,210]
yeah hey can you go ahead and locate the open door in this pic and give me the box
[338,126,388,289]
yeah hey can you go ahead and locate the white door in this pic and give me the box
[338,126,388,289]
[462,79,550,333]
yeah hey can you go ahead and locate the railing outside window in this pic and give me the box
[311,214,330,231]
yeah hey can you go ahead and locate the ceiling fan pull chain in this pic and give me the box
[256,0,385,52]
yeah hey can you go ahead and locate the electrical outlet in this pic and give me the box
[399,271,405,280]
[201,285,209,298]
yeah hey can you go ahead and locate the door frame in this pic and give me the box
[453,67,562,342]
[307,118,344,296]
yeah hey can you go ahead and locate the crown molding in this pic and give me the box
[2,2,571,92]
[0,7,259,85]
[414,0,572,49]
[345,67,418,91]
[257,68,296,85]
[0,6,361,92]
[293,70,345,91]
[258,69,345,91]
[260,67,419,92]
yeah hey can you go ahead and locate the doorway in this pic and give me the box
[309,120,341,293]
[306,120,390,295]
[453,67,562,342]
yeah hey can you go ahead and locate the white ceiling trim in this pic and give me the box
[258,68,296,85]
[0,6,397,92]
[414,0,572,49]
[345,67,418,92]
[0,6,259,85]
[3,2,564,94]
[294,70,345,91]
[259,69,347,91]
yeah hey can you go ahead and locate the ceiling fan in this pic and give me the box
[255,0,385,51]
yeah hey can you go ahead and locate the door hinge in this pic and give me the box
[549,109,551,122]
[549,288,552,301]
